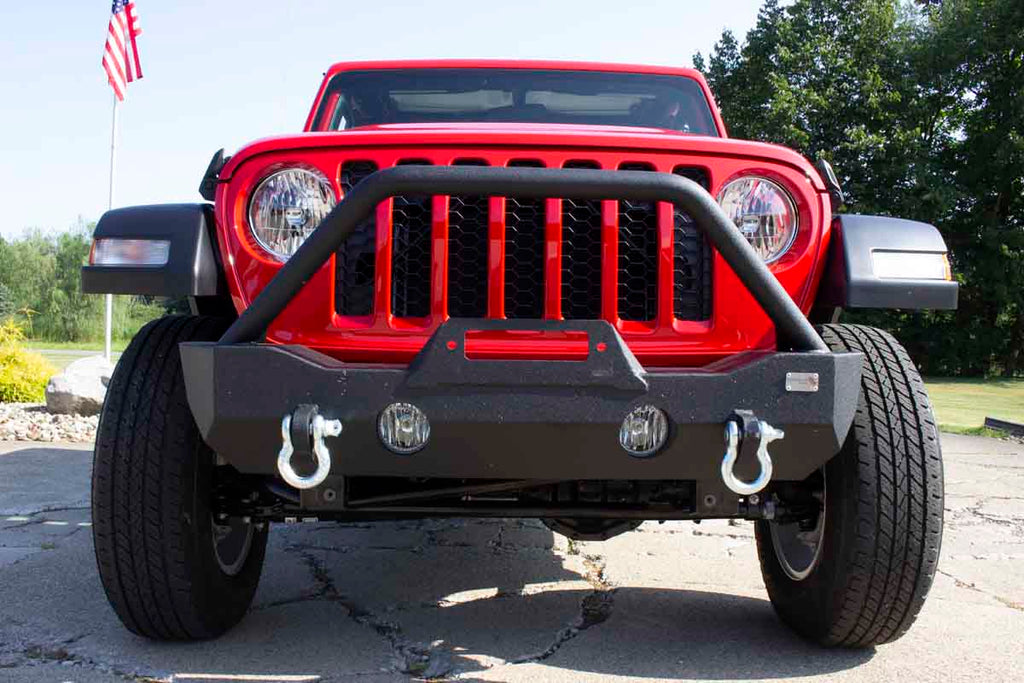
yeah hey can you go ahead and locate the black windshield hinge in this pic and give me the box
[199,148,229,202]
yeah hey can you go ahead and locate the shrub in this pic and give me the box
[0,319,55,402]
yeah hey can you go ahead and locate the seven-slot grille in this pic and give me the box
[334,159,713,323]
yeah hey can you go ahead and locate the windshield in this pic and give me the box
[312,69,718,135]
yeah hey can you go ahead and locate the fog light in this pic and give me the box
[378,403,430,454]
[619,405,669,457]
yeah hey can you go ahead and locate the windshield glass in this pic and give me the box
[312,69,718,135]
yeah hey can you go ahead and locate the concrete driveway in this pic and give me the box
[0,434,1021,682]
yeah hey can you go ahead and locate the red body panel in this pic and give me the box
[215,61,833,367]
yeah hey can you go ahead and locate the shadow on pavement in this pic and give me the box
[170,520,873,681]
[1,474,874,681]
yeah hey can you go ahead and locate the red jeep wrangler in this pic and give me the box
[83,61,957,646]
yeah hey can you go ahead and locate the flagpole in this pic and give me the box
[105,93,118,363]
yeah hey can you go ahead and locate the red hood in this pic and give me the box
[220,123,824,191]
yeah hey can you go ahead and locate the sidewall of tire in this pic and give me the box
[92,316,267,640]
[754,324,943,647]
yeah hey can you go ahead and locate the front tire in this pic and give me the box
[92,316,268,640]
[755,324,943,647]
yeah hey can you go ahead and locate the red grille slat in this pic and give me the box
[600,199,619,322]
[373,201,393,325]
[430,195,448,320]
[657,202,675,327]
[544,198,562,319]
[487,196,505,318]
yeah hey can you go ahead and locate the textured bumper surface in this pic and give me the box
[181,320,860,483]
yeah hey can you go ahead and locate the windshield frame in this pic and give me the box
[306,62,724,137]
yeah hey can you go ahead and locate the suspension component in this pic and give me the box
[276,405,342,490]
[720,410,784,496]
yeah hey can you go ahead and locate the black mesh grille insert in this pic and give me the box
[335,161,378,316]
[672,167,713,321]
[503,160,545,319]
[504,196,546,318]
[617,163,658,321]
[391,161,433,318]
[447,160,490,318]
[391,195,432,318]
[561,160,603,319]
[336,158,712,326]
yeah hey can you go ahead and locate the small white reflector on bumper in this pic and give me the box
[90,238,171,267]
[871,251,950,280]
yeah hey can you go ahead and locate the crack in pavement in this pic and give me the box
[1,507,92,531]
[283,540,476,556]
[955,501,1024,534]
[510,552,615,665]
[290,546,455,680]
[691,529,754,541]
[944,461,1024,471]
[0,634,152,682]
[0,505,90,518]
[938,569,1024,612]
[279,521,610,680]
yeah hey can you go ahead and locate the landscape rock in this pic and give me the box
[44,356,114,416]
[0,403,97,442]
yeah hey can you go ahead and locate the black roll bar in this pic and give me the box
[218,166,827,352]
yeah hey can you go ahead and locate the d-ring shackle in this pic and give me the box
[721,412,784,496]
[277,408,342,490]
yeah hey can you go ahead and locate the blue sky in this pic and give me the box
[0,0,766,236]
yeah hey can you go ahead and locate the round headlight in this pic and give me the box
[248,167,336,260]
[717,176,798,263]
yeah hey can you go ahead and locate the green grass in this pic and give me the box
[925,377,1024,432]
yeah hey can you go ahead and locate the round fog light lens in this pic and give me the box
[378,403,430,455]
[619,405,669,457]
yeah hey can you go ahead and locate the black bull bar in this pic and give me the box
[180,166,861,487]
[217,165,828,350]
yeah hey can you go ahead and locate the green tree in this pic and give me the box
[935,0,1024,375]
[695,0,1024,376]
[0,222,165,344]
[0,283,15,320]
[45,228,98,341]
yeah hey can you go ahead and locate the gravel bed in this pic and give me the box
[0,403,97,443]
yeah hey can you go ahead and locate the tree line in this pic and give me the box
[1,0,1020,375]
[0,223,167,344]
[695,0,1023,376]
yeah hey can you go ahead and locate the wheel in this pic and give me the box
[92,316,268,640]
[755,324,943,647]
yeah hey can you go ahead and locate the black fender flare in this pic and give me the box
[81,203,225,298]
[815,214,958,311]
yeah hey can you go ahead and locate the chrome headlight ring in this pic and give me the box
[247,167,336,261]
[717,175,799,263]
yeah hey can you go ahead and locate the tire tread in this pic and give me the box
[756,324,943,647]
[92,315,264,640]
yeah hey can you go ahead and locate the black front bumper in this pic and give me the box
[181,319,860,483]
[180,166,862,495]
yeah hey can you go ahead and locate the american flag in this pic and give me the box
[102,0,142,101]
